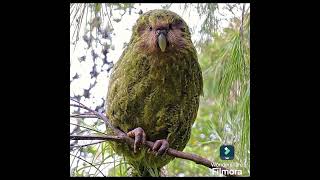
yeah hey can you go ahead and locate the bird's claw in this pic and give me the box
[152,139,169,156]
[127,127,146,153]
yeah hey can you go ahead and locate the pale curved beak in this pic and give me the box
[158,33,167,52]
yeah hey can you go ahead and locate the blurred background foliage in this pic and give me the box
[70,3,250,177]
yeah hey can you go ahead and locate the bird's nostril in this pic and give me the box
[156,29,167,35]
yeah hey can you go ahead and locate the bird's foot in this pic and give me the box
[127,127,146,153]
[127,127,169,156]
[150,139,169,156]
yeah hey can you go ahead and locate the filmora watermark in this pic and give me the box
[211,162,242,176]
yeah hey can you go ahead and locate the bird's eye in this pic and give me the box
[169,24,172,30]
[149,26,152,31]
[176,20,183,25]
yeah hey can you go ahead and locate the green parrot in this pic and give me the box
[106,9,203,176]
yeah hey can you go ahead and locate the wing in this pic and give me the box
[106,44,152,132]
[166,51,203,151]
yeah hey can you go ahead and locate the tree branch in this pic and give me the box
[71,135,122,141]
[70,99,240,177]
[70,140,106,149]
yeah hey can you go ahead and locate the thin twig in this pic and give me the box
[71,4,82,27]
[70,122,108,135]
[70,147,81,169]
[70,140,106,149]
[70,154,106,177]
[70,100,118,133]
[105,3,114,30]
[71,114,98,118]
[71,135,122,141]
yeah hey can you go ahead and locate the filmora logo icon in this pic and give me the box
[220,145,234,160]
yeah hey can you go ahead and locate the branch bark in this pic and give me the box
[70,99,240,177]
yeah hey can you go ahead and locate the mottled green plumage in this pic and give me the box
[106,9,203,176]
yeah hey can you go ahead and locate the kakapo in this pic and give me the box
[106,9,203,176]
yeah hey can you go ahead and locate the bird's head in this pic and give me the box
[130,9,193,55]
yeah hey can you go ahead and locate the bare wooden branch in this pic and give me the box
[71,135,122,141]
